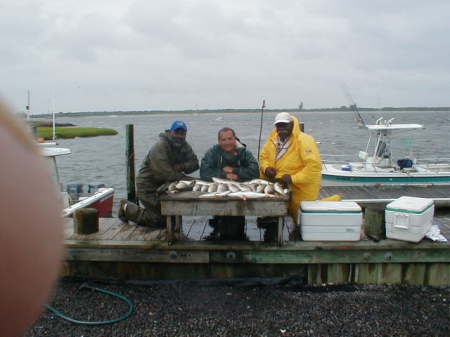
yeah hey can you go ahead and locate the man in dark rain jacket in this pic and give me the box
[119,121,199,229]
[200,127,259,240]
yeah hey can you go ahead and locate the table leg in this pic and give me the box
[167,216,173,244]
[175,216,182,237]
[277,216,284,246]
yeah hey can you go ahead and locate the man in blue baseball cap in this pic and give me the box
[118,120,199,232]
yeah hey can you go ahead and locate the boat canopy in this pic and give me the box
[365,123,424,131]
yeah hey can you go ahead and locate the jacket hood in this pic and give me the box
[160,130,187,147]
[268,115,302,142]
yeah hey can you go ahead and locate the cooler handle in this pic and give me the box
[393,213,409,230]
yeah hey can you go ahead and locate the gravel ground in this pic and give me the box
[25,278,449,337]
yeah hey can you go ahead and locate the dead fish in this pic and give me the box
[228,191,274,200]
[201,184,210,193]
[256,184,266,193]
[198,192,219,198]
[207,183,218,193]
[248,183,258,192]
[228,184,240,192]
[273,182,286,195]
[240,185,252,192]
[175,181,188,189]
[192,183,202,192]
[178,180,195,187]
[264,184,274,194]
[248,179,271,185]
[167,182,178,193]
[217,183,228,193]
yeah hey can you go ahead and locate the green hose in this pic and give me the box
[46,284,135,325]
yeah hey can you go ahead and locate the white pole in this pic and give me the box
[52,96,56,141]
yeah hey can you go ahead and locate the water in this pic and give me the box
[51,110,450,209]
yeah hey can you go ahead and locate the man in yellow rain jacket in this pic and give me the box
[259,112,322,240]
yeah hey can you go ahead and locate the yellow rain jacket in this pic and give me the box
[259,116,322,223]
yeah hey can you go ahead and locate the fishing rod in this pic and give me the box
[256,99,266,160]
[341,83,367,128]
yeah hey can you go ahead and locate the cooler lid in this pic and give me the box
[386,196,434,213]
[301,201,361,213]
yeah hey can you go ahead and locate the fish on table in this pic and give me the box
[165,178,289,199]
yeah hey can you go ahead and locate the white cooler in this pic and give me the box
[300,201,362,241]
[385,196,434,243]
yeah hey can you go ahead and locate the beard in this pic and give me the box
[170,135,186,148]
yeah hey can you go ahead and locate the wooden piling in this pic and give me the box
[364,207,386,241]
[73,208,99,234]
[126,124,137,203]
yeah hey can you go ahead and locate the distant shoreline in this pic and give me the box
[30,106,450,118]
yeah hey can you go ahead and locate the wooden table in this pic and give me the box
[160,191,289,245]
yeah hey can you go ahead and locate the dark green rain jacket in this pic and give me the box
[136,131,199,194]
[200,144,259,182]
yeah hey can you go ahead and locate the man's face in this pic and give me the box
[170,129,187,146]
[218,130,236,153]
[275,122,293,141]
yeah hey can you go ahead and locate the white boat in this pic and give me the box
[42,146,114,217]
[322,108,450,186]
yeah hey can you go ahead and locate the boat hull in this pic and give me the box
[322,164,450,186]
[63,188,114,217]
[322,172,450,186]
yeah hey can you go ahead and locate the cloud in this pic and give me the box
[1,0,450,113]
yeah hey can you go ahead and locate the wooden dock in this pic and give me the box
[62,214,450,286]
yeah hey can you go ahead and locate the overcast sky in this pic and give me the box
[1,0,450,114]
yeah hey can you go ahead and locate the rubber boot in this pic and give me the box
[118,199,128,223]
[120,200,142,224]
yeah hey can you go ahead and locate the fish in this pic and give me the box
[198,190,231,198]
[256,184,266,193]
[228,184,240,192]
[192,183,202,192]
[240,185,252,192]
[228,191,275,200]
[201,184,210,192]
[273,182,286,195]
[207,183,218,193]
[264,184,274,194]
[175,181,189,189]
[217,183,228,193]
[198,192,219,198]
[248,179,271,185]
[248,183,258,192]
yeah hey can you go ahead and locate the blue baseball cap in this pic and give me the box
[170,120,187,131]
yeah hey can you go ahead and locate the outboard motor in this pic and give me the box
[66,183,84,201]
[88,183,106,193]
[398,158,414,170]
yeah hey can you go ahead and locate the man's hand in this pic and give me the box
[265,167,276,179]
[174,163,185,172]
[222,166,234,174]
[226,172,239,181]
[280,174,292,185]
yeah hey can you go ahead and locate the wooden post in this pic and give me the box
[363,206,386,241]
[74,208,99,234]
[126,124,137,203]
